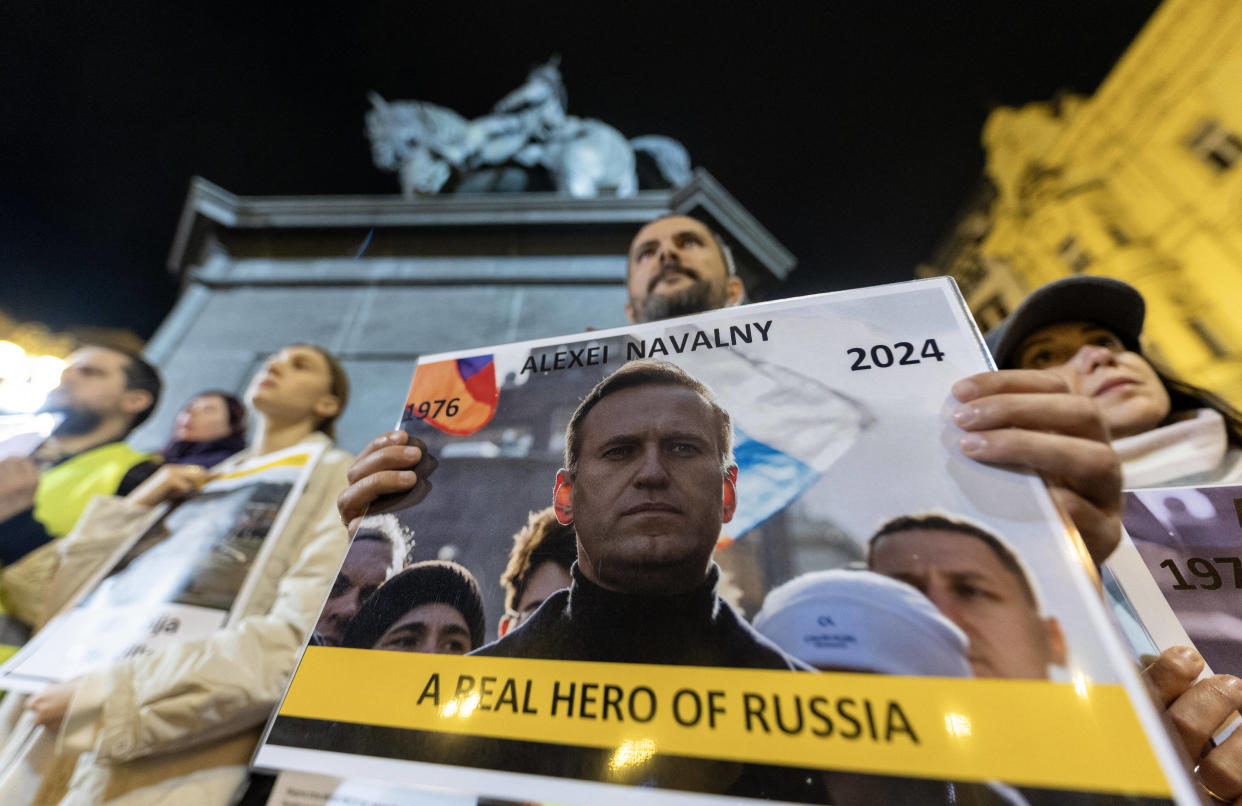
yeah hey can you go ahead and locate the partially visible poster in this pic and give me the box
[265,771,478,806]
[1112,483,1242,675]
[0,413,60,460]
[0,442,323,692]
[257,280,1199,805]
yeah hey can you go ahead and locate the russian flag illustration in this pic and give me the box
[404,355,500,436]
[685,347,872,544]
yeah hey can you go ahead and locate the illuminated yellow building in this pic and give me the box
[920,0,1242,404]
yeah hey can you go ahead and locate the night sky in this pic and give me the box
[1,1,1159,340]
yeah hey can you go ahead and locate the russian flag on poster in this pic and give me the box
[686,347,873,543]
[403,355,500,436]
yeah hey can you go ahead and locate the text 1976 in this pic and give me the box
[404,397,461,421]
[1159,556,1242,590]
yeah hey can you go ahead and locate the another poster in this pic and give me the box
[0,413,60,461]
[1112,483,1242,675]
[0,442,323,692]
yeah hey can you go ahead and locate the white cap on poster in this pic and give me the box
[753,569,973,677]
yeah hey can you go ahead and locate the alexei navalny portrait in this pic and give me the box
[273,359,832,802]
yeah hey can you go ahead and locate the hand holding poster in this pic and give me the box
[0,442,324,692]
[257,280,1200,804]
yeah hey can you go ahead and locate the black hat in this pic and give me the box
[985,276,1146,369]
[342,560,486,651]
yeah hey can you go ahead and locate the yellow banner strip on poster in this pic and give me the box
[281,648,1172,797]
[211,452,310,482]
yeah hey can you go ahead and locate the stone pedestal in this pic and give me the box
[134,170,794,453]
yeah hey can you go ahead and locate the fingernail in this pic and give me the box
[952,404,979,427]
[951,378,978,401]
[403,446,421,460]
[398,470,416,483]
[959,433,986,454]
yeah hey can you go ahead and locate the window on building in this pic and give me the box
[955,258,987,297]
[1106,224,1131,246]
[1188,317,1232,359]
[1186,119,1242,173]
[1057,237,1091,273]
[975,294,1009,332]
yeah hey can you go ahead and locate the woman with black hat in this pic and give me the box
[989,276,1242,804]
[987,275,1242,487]
[342,559,486,654]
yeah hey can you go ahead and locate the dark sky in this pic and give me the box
[1,1,1159,339]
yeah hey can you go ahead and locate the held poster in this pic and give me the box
[1111,483,1242,676]
[0,442,324,693]
[257,279,1198,805]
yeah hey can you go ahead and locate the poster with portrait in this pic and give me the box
[0,442,324,693]
[256,279,1199,805]
[1108,484,1242,677]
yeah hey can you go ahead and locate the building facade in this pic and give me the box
[920,0,1242,403]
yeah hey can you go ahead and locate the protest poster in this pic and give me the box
[0,442,324,693]
[0,413,60,461]
[1109,483,1242,676]
[256,279,1199,805]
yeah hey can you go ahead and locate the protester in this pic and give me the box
[753,568,972,676]
[0,347,161,554]
[16,344,352,806]
[115,390,248,491]
[623,214,744,323]
[497,506,575,638]
[987,275,1242,800]
[341,560,485,653]
[313,513,410,646]
[987,275,1242,488]
[0,346,161,658]
[162,391,248,467]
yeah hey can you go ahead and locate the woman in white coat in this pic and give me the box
[17,344,353,806]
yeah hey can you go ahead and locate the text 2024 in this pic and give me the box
[848,339,945,371]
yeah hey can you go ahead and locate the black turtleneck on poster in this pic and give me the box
[471,562,804,669]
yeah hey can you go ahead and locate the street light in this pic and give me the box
[0,342,66,414]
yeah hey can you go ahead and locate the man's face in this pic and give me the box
[316,538,392,646]
[868,528,1066,680]
[43,347,136,422]
[502,560,572,637]
[374,602,472,654]
[562,384,734,595]
[625,216,742,324]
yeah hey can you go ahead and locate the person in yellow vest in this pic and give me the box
[0,346,161,658]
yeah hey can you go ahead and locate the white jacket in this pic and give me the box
[13,433,351,806]
[1114,408,1242,489]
